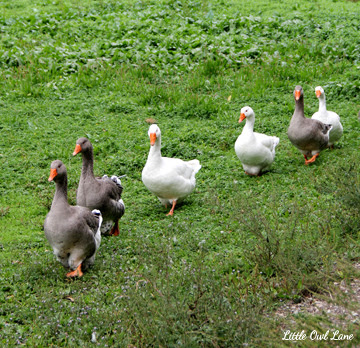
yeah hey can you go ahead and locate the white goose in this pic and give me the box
[142,124,201,216]
[311,86,343,148]
[235,106,279,176]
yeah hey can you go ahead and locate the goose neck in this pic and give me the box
[295,97,305,117]
[318,95,327,113]
[243,116,255,133]
[52,178,69,209]
[81,150,95,178]
[148,139,162,160]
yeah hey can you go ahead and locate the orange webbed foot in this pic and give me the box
[166,201,177,216]
[66,264,83,278]
[305,153,319,165]
[109,220,120,236]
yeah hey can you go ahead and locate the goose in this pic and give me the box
[287,85,332,165]
[311,86,343,148]
[142,124,201,216]
[234,106,279,176]
[73,137,125,236]
[44,160,102,278]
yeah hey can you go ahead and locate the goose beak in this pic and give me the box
[315,90,321,98]
[239,113,246,122]
[149,133,157,146]
[295,90,301,100]
[48,168,57,181]
[73,144,82,156]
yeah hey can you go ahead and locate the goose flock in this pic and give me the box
[44,85,343,277]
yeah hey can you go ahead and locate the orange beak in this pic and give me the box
[239,113,246,123]
[315,90,321,98]
[48,168,57,181]
[149,133,157,146]
[73,144,82,156]
[295,90,301,101]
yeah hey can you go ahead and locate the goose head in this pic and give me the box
[148,124,161,146]
[73,137,92,156]
[48,160,67,182]
[239,106,254,123]
[315,86,325,99]
[294,85,303,101]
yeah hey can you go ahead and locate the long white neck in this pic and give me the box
[147,137,162,162]
[318,94,327,113]
[243,115,255,134]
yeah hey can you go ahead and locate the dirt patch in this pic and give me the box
[275,264,360,329]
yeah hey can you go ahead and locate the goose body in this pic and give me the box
[311,86,343,147]
[44,160,102,278]
[235,106,279,176]
[142,124,201,215]
[73,138,125,236]
[287,85,332,165]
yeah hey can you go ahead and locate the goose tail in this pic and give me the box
[91,209,102,249]
[187,159,202,174]
[273,136,280,151]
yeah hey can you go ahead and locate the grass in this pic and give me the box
[1,0,360,346]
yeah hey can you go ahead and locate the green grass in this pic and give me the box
[1,0,360,346]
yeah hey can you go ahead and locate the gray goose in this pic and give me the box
[287,85,332,165]
[73,137,125,236]
[44,160,102,278]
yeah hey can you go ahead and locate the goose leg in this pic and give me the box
[166,200,177,216]
[305,153,319,165]
[66,264,83,278]
[303,154,308,161]
[109,220,119,236]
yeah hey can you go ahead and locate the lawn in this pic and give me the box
[0,0,359,346]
